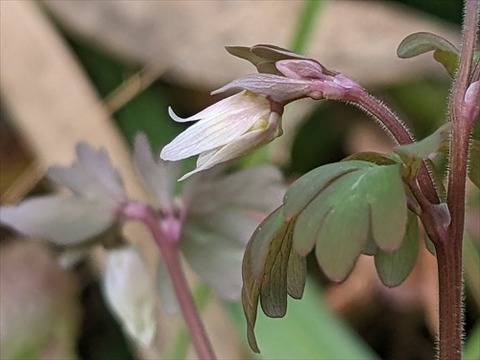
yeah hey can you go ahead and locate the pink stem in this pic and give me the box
[121,202,217,360]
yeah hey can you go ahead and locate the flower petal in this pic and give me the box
[161,92,270,161]
[0,196,115,245]
[103,247,156,346]
[178,112,282,180]
[167,91,248,123]
[212,73,313,103]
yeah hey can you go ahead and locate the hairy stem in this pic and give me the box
[346,88,440,205]
[441,1,479,358]
[122,202,217,360]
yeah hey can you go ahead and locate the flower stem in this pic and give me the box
[440,1,478,359]
[121,202,217,360]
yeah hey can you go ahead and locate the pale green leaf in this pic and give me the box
[394,123,451,178]
[315,199,368,282]
[397,32,459,77]
[288,162,407,281]
[284,161,373,219]
[374,212,419,287]
[286,248,307,299]
[260,220,295,318]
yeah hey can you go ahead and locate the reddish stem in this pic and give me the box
[122,202,217,360]
[440,1,478,358]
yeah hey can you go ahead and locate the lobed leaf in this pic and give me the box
[394,123,451,179]
[287,161,407,282]
[260,219,295,318]
[0,196,115,245]
[315,199,368,282]
[242,206,305,352]
[397,32,459,77]
[247,206,287,279]
[374,211,419,287]
[284,160,373,219]
[286,248,307,299]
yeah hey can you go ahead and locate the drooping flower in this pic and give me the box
[161,44,363,180]
[160,90,283,180]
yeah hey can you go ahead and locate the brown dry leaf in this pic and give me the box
[44,0,459,89]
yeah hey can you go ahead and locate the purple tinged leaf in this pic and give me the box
[250,44,311,62]
[48,143,126,206]
[226,44,311,75]
[0,196,115,245]
[75,143,126,201]
[133,133,178,209]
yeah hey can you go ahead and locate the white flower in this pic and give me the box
[160,90,283,180]
[103,247,156,347]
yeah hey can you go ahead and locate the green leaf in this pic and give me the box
[469,140,480,189]
[314,196,368,281]
[343,151,401,166]
[397,32,459,77]
[242,206,298,352]
[260,219,295,318]
[286,246,307,299]
[362,233,378,256]
[394,123,451,178]
[248,207,287,279]
[287,162,407,281]
[433,50,458,77]
[284,160,373,220]
[374,211,419,287]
